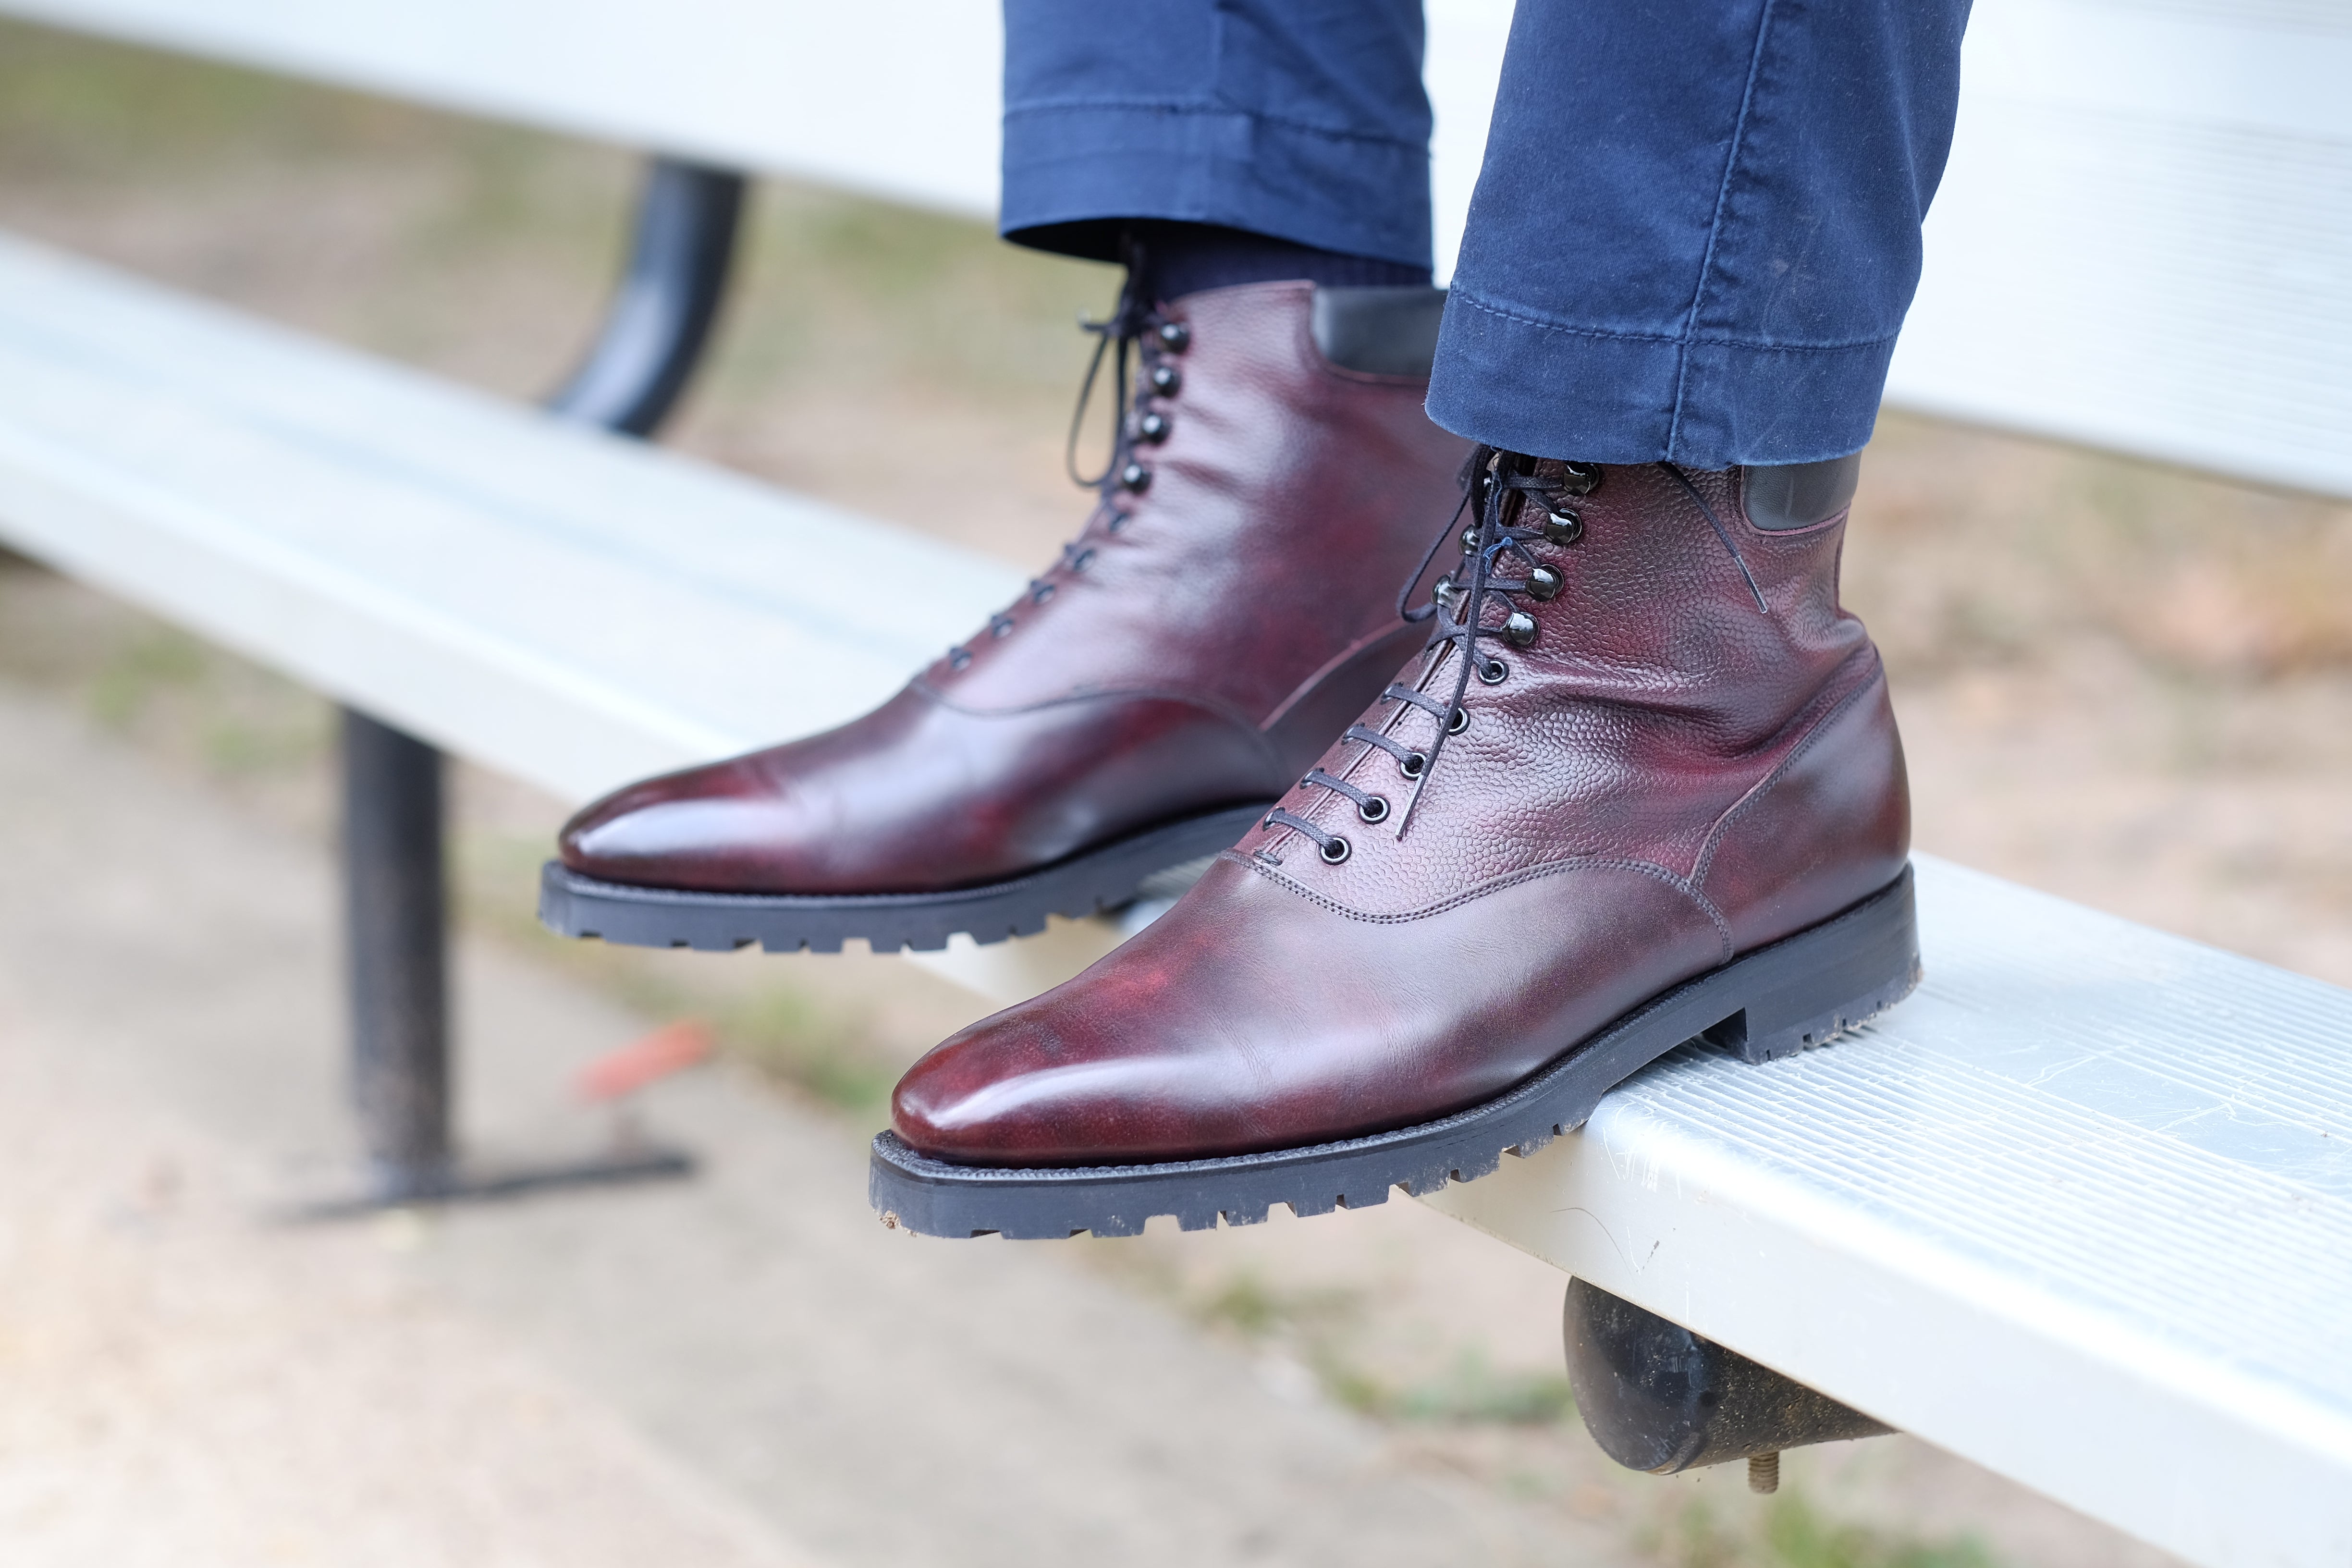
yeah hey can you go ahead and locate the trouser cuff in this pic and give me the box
[1426,286,1894,467]
[1000,104,1432,272]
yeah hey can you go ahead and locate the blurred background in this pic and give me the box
[2,16,2346,1568]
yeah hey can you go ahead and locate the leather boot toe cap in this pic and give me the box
[558,758,801,893]
[891,1016,1181,1165]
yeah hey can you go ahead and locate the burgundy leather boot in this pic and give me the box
[539,282,1471,952]
[873,451,1918,1237]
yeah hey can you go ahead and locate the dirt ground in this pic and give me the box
[2,18,2344,1568]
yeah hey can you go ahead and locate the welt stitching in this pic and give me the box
[1232,850,1735,958]
[1691,656,1885,889]
[1448,288,1899,355]
[1687,332,1899,353]
[1003,100,1426,152]
[1667,0,1782,458]
[1449,289,1682,347]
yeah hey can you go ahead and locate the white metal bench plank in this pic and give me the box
[0,234,1024,802]
[0,0,1504,305]
[9,0,2348,504]
[1424,855,2352,1568]
[0,0,1006,222]
[1887,2,2352,501]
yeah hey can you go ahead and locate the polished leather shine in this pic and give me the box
[893,459,1911,1164]
[559,281,1472,894]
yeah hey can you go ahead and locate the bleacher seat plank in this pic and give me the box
[0,234,1022,805]
[0,0,1004,222]
[1424,855,2352,1568]
[10,0,2343,507]
[1886,1,2352,501]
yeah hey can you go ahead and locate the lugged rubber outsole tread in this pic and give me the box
[538,803,1273,954]
[868,866,1920,1239]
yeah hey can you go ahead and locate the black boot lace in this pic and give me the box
[1265,446,1597,862]
[941,239,1188,671]
[1063,237,1186,492]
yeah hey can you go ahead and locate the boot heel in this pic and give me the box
[1700,867,1921,1066]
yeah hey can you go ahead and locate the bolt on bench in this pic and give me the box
[0,1,2346,1564]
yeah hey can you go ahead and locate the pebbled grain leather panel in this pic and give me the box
[1229,462,1875,919]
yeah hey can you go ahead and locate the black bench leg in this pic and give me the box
[341,706,452,1200]
[299,159,740,1216]
[548,159,746,436]
[311,704,696,1216]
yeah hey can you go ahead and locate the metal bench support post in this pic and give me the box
[333,156,746,1208]
[341,707,450,1197]
[550,159,746,433]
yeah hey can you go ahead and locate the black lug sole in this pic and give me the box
[868,865,1920,1239]
[537,802,1272,955]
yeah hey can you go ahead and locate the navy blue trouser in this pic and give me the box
[1001,0,1971,467]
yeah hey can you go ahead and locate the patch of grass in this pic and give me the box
[1196,1272,1288,1338]
[1181,1272,1573,1426]
[1642,1488,2000,1568]
[0,17,431,180]
[1670,1498,1749,1568]
[86,627,206,727]
[201,711,329,776]
[1766,1492,1997,1568]
[453,829,903,1119]
[712,984,899,1118]
[1390,1349,1576,1425]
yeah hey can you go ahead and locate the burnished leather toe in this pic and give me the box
[559,754,797,894]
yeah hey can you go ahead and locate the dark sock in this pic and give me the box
[1128,220,1431,301]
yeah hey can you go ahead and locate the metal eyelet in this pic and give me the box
[1119,462,1151,492]
[991,618,1016,639]
[1543,511,1583,547]
[1137,411,1170,443]
[1447,707,1470,735]
[1399,751,1428,779]
[947,647,972,670]
[1030,582,1055,604]
[1460,526,1482,554]
[1319,836,1351,864]
[1503,611,1539,648]
[1157,322,1191,353]
[1150,364,1182,395]
[1478,657,1509,685]
[1106,511,1130,533]
[1556,462,1602,497]
[1433,575,1463,615]
[1357,795,1390,824]
[1070,548,1096,572]
[1525,565,1564,600]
